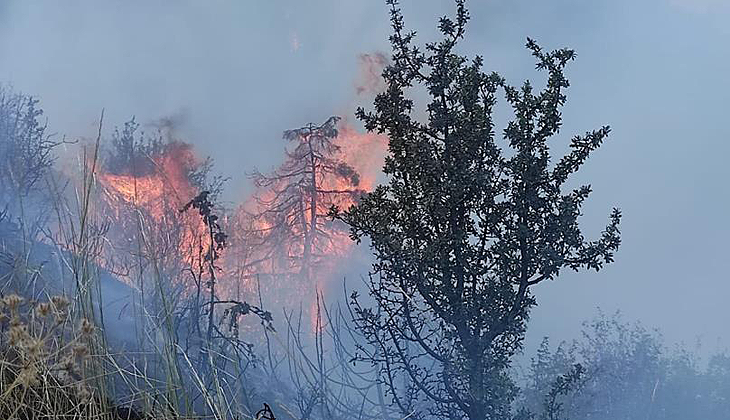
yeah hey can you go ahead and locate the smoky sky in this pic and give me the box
[1,0,728,357]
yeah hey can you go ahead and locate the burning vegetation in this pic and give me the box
[97,118,216,298]
[65,113,388,418]
[94,114,386,330]
[2,2,728,420]
[234,116,385,325]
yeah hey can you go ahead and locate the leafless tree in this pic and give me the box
[0,85,64,237]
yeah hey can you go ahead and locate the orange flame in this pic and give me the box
[94,123,386,315]
[98,141,211,286]
[227,121,387,331]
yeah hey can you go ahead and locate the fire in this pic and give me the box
[228,119,387,330]
[98,141,211,286]
[93,119,386,330]
[101,142,199,214]
[337,123,388,189]
[90,51,390,332]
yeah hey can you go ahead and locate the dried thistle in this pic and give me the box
[79,318,94,336]
[16,364,39,387]
[58,355,77,374]
[50,295,69,309]
[8,323,29,347]
[9,315,22,328]
[72,344,89,360]
[3,294,24,313]
[35,302,52,318]
[50,295,70,322]
[25,336,45,359]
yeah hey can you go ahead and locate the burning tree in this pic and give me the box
[337,1,622,420]
[95,115,235,370]
[244,116,365,286]
[99,117,221,285]
[98,120,277,416]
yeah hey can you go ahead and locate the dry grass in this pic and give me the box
[0,293,179,420]
[0,287,279,419]
[0,112,289,420]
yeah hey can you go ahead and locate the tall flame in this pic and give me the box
[228,120,387,330]
[94,121,386,332]
[98,141,211,287]
[92,52,390,332]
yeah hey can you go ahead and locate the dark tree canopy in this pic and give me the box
[105,117,163,176]
[338,1,622,419]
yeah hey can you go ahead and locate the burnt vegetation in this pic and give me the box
[0,1,728,420]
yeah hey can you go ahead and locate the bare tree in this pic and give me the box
[0,85,63,236]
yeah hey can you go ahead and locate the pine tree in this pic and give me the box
[337,1,622,419]
[247,116,364,283]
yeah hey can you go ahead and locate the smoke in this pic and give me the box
[146,110,191,141]
[354,52,389,96]
[0,1,394,203]
[1,0,729,370]
[668,0,729,13]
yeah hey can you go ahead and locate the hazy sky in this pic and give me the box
[1,0,728,357]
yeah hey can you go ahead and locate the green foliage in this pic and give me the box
[540,364,584,420]
[0,85,55,199]
[337,1,621,419]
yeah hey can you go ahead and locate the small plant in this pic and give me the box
[255,403,276,420]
